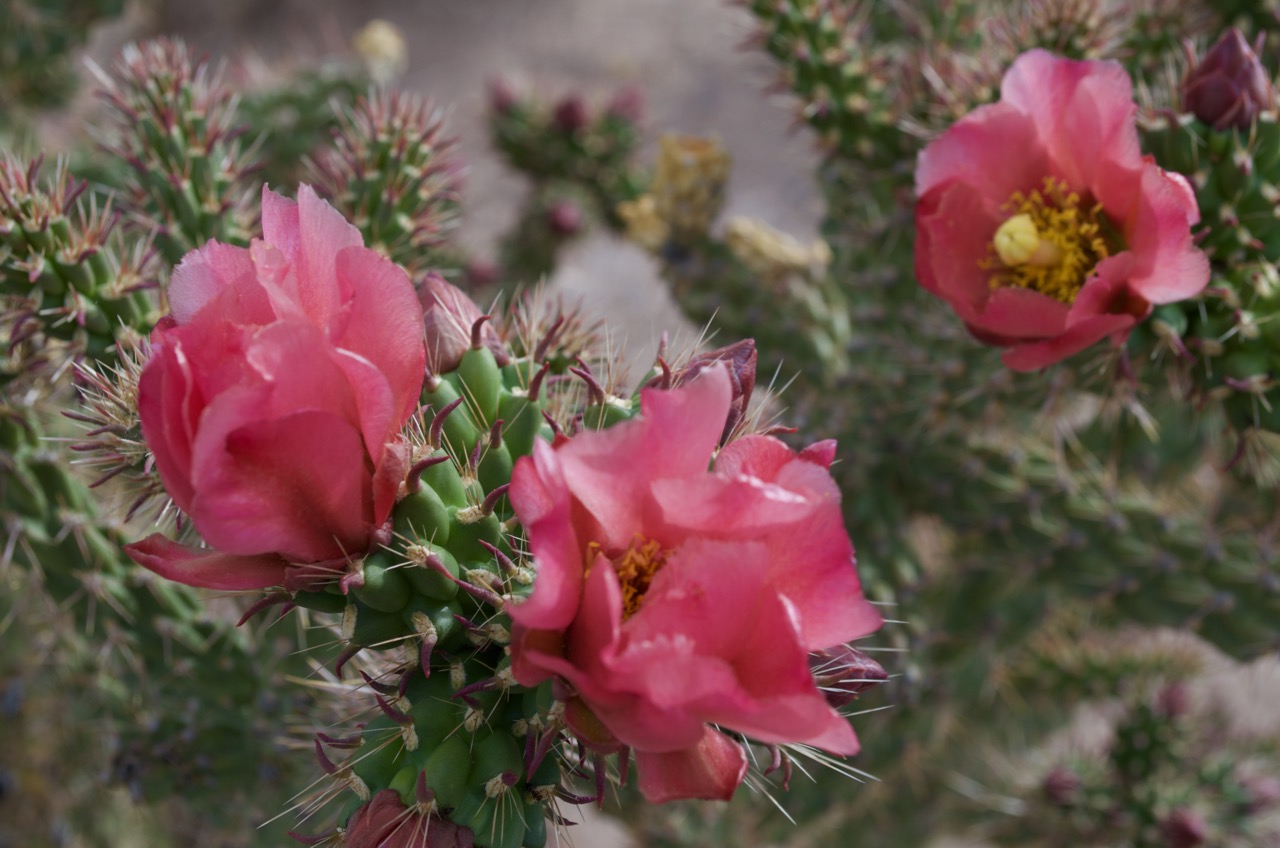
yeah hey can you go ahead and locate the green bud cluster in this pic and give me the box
[0,156,156,366]
[308,90,462,277]
[94,38,259,264]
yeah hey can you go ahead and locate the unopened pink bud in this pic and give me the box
[809,643,888,708]
[606,85,645,124]
[488,76,520,116]
[420,272,509,374]
[1183,28,1274,131]
[552,95,590,133]
[672,339,757,443]
[547,200,583,236]
[1159,808,1208,848]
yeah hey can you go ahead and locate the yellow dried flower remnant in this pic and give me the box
[353,19,409,85]
[725,216,832,281]
[617,194,670,252]
[651,134,731,241]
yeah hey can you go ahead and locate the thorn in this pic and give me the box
[359,669,400,696]
[481,483,510,516]
[617,746,631,787]
[471,314,493,348]
[374,692,413,725]
[569,364,606,406]
[334,644,363,677]
[533,315,565,363]
[236,592,293,627]
[528,360,551,402]
[469,438,484,473]
[478,539,518,576]
[406,454,450,492]
[488,418,504,450]
[316,731,363,750]
[313,738,341,775]
[428,397,465,448]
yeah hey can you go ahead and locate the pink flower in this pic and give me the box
[507,365,882,803]
[345,790,474,848]
[125,186,425,590]
[419,271,509,375]
[915,50,1209,371]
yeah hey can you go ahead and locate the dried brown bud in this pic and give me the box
[1159,808,1208,848]
[1183,29,1274,131]
[808,643,888,708]
[420,272,509,374]
[673,339,757,443]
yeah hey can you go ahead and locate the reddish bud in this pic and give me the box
[1156,682,1191,718]
[1159,808,1209,848]
[488,76,520,116]
[420,271,509,374]
[346,790,475,848]
[464,257,501,288]
[1042,766,1082,807]
[547,200,584,236]
[1241,774,1280,814]
[606,85,646,124]
[552,95,590,133]
[808,644,888,708]
[1183,29,1274,131]
[672,339,757,443]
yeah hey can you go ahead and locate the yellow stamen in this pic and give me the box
[983,178,1113,304]
[584,536,669,620]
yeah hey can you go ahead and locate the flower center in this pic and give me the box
[585,536,668,620]
[984,178,1112,304]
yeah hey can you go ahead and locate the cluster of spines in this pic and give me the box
[92,38,259,264]
[308,89,462,277]
[0,155,155,370]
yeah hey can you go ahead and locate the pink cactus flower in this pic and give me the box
[125,186,425,590]
[507,365,882,803]
[345,790,475,848]
[419,271,509,376]
[915,50,1209,371]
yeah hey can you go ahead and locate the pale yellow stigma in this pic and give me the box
[993,214,1062,267]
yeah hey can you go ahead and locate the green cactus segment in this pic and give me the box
[0,156,157,367]
[1138,114,1280,435]
[94,38,259,264]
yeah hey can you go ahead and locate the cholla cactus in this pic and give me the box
[308,90,462,277]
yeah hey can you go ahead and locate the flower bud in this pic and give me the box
[346,789,474,848]
[1182,28,1274,131]
[1041,766,1082,807]
[808,643,888,708]
[552,94,590,133]
[673,339,758,443]
[420,272,510,375]
[1155,681,1191,718]
[546,199,583,236]
[1241,773,1280,814]
[1159,808,1208,848]
[606,85,645,124]
[488,76,520,116]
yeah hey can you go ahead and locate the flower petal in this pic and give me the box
[124,533,289,590]
[634,728,748,803]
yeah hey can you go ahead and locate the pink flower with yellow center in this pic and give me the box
[507,365,882,803]
[914,50,1210,371]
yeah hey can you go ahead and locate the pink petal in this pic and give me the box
[294,185,363,328]
[1001,312,1135,371]
[168,241,258,325]
[260,185,301,263]
[507,442,587,631]
[556,366,731,549]
[915,101,1049,201]
[137,339,197,512]
[634,728,747,803]
[967,285,1071,340]
[1124,165,1211,304]
[332,246,426,425]
[914,181,1003,321]
[371,437,411,527]
[189,409,372,562]
[124,533,290,590]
